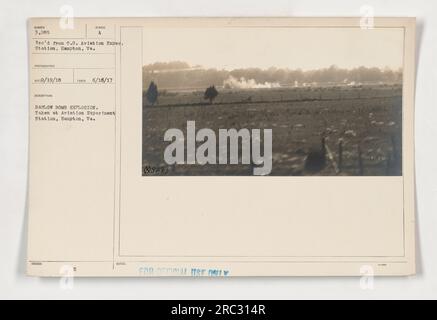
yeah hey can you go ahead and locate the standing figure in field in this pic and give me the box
[204,85,219,104]
[146,81,158,106]
[304,136,327,174]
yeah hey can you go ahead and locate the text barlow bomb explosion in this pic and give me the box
[163,121,272,175]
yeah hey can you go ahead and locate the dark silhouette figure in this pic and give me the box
[337,139,343,173]
[204,85,218,104]
[304,137,327,174]
[146,81,158,105]
[385,134,401,175]
[357,145,364,176]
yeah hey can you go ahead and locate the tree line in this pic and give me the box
[143,62,402,90]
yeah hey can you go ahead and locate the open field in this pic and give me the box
[142,85,402,176]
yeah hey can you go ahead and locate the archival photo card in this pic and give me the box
[27,18,416,276]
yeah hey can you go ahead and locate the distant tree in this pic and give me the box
[204,85,218,104]
[146,81,158,105]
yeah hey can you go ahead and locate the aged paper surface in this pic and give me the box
[27,17,416,276]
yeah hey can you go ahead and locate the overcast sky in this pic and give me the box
[143,27,404,71]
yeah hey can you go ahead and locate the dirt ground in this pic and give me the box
[142,85,402,176]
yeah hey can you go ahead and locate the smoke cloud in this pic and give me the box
[223,75,280,89]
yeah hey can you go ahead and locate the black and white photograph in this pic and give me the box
[142,27,404,176]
